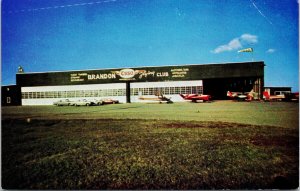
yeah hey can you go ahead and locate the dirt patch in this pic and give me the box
[250,135,298,147]
[161,121,252,129]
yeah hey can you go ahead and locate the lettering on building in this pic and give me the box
[70,73,87,82]
[114,69,156,80]
[119,69,135,79]
[87,73,117,80]
[156,72,169,77]
[171,68,189,78]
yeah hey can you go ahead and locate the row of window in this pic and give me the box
[22,86,203,99]
[130,86,202,96]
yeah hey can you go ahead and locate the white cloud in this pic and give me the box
[211,38,242,54]
[240,34,258,44]
[266,48,276,53]
[211,33,258,54]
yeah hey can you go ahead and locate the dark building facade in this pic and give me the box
[264,87,292,95]
[1,85,22,106]
[3,61,265,105]
[17,61,265,87]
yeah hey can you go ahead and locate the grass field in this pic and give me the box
[1,101,299,189]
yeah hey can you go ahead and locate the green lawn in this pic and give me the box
[1,101,299,189]
[2,101,299,128]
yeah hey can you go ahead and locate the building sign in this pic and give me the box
[83,69,161,82]
[171,68,189,78]
[113,69,156,81]
[16,62,265,87]
[24,66,192,86]
[87,73,116,80]
[117,69,135,79]
[70,73,88,82]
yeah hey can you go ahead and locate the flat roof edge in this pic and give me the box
[16,61,265,75]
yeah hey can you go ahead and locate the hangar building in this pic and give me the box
[3,61,265,106]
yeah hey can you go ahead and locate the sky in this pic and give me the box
[1,0,299,92]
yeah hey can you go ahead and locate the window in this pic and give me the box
[98,90,103,97]
[46,91,53,98]
[76,90,84,97]
[144,88,149,95]
[170,87,175,94]
[188,87,193,94]
[275,91,291,95]
[191,87,197,94]
[131,88,138,96]
[196,86,203,94]
[107,89,113,96]
[148,88,154,95]
[113,89,118,96]
[138,88,143,95]
[118,89,125,96]
[36,92,40,98]
[67,91,75,98]
[21,86,205,99]
[40,92,45,98]
[164,87,170,95]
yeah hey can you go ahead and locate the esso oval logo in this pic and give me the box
[119,69,135,79]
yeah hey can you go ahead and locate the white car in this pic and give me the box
[53,99,73,106]
[73,99,93,106]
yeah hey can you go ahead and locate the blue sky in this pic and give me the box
[2,0,299,91]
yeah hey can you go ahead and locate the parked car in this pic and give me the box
[101,98,119,105]
[92,99,104,106]
[73,99,93,106]
[99,98,119,105]
[53,99,73,106]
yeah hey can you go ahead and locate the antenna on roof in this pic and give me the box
[18,66,24,73]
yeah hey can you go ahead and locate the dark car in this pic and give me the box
[95,98,119,105]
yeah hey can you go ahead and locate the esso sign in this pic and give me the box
[119,69,135,79]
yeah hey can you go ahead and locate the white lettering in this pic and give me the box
[157,72,169,77]
[87,73,116,80]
